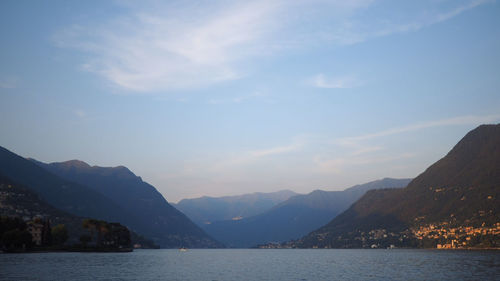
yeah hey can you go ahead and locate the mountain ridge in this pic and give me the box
[203,178,411,247]
[0,146,221,248]
[296,124,500,249]
[174,189,298,225]
[33,158,223,248]
[0,173,158,248]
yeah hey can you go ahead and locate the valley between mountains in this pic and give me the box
[1,124,499,250]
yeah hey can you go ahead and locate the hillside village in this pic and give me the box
[413,222,500,249]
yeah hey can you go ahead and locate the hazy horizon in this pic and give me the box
[1,0,499,202]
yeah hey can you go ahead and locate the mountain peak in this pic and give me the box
[296,124,500,249]
[3,148,222,248]
[57,159,91,169]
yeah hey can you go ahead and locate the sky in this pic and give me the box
[1,0,499,202]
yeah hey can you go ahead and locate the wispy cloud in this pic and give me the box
[372,0,492,37]
[181,137,307,179]
[351,145,383,156]
[54,1,282,92]
[249,141,302,159]
[151,113,496,198]
[224,138,305,168]
[340,114,500,144]
[315,113,500,173]
[308,74,361,89]
[173,114,500,178]
[74,109,86,118]
[319,0,493,45]
[54,0,490,92]
[314,152,415,174]
[208,91,270,105]
[153,136,306,197]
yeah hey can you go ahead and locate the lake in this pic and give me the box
[1,249,499,280]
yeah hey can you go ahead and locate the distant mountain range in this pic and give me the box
[297,124,500,249]
[202,178,411,248]
[0,146,221,248]
[173,190,297,225]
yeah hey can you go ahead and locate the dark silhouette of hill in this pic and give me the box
[298,124,500,248]
[0,173,157,248]
[0,173,83,243]
[173,190,297,226]
[0,146,127,223]
[203,178,410,247]
[0,146,221,248]
[32,158,223,248]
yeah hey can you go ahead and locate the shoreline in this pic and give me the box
[1,246,133,254]
[3,247,499,254]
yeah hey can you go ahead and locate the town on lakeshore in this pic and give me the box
[414,222,500,249]
[258,222,500,250]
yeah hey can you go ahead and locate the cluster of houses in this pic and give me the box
[412,222,500,249]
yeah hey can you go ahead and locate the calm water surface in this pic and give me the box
[1,249,499,280]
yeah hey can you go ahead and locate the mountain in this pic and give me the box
[0,146,221,248]
[202,178,411,248]
[0,146,129,223]
[173,190,297,225]
[32,158,223,248]
[0,173,157,248]
[0,173,85,244]
[297,124,500,249]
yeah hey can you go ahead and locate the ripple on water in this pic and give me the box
[1,249,499,281]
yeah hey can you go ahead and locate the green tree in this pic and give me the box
[51,224,68,246]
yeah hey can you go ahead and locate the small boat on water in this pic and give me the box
[179,247,188,252]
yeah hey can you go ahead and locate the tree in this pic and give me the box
[82,219,131,248]
[0,216,27,238]
[104,223,131,248]
[2,229,32,250]
[96,221,109,246]
[51,224,68,246]
[0,216,32,251]
[79,234,91,247]
[83,219,97,244]
[83,219,110,247]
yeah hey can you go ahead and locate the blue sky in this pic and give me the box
[1,0,499,202]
